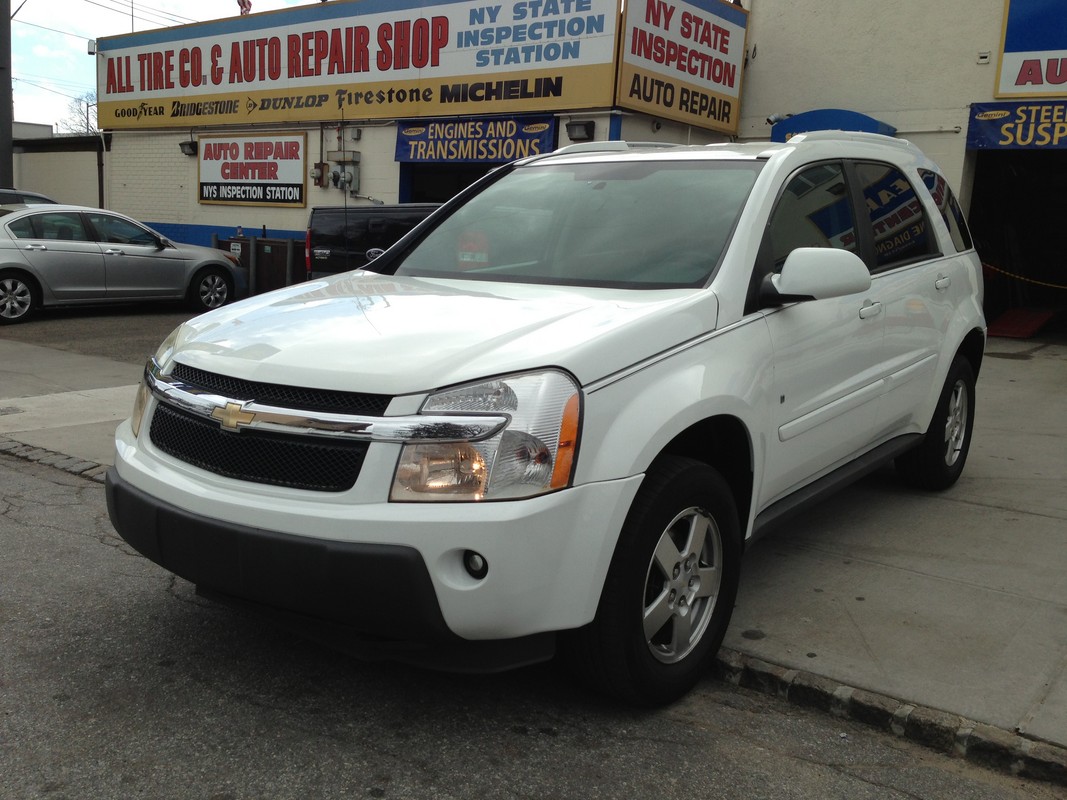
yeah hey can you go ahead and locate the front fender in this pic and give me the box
[576,315,773,491]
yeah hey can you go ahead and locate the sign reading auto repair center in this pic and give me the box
[198,133,307,207]
[97,0,619,128]
[997,0,1067,98]
[616,0,748,135]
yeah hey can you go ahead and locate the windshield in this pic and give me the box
[381,159,762,289]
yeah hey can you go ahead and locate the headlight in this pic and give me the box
[153,325,183,371]
[390,370,581,502]
[129,378,151,439]
[131,326,183,437]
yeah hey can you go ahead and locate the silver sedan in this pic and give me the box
[0,205,248,324]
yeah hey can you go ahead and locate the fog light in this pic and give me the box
[463,550,488,580]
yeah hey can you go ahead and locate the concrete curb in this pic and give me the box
[0,437,109,483]
[3,437,1064,788]
[713,648,1067,787]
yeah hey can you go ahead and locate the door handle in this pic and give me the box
[104,248,126,255]
[858,301,883,320]
[24,244,47,251]
[934,274,951,291]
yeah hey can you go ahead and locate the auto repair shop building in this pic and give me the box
[93,0,1066,327]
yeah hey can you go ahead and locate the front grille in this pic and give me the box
[149,404,368,492]
[170,362,390,415]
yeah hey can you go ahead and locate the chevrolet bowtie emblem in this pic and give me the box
[211,402,255,431]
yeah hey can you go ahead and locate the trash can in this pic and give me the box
[218,237,300,295]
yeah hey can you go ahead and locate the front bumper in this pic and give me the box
[107,468,557,671]
[108,420,643,668]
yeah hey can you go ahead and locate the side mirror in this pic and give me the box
[760,247,871,307]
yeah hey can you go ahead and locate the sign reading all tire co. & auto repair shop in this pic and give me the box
[616,0,748,135]
[96,0,619,129]
[198,133,306,207]
[997,0,1067,98]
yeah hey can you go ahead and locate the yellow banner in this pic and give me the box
[99,64,617,129]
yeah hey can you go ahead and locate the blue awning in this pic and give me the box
[770,109,897,142]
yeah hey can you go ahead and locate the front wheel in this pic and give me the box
[562,456,741,706]
[895,355,976,490]
[188,267,232,312]
[0,271,39,324]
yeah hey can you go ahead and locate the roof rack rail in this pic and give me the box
[787,130,913,149]
[551,140,681,155]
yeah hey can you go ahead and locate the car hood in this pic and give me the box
[165,271,718,395]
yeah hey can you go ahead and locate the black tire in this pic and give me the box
[188,267,232,312]
[895,355,976,490]
[561,456,742,706]
[0,270,39,325]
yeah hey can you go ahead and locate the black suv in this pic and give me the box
[304,204,439,279]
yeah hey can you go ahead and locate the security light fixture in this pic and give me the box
[179,140,198,156]
[565,121,595,142]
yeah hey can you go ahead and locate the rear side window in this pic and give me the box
[919,169,974,252]
[9,211,90,241]
[854,162,937,270]
[312,211,359,249]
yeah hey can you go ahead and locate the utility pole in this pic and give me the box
[1,0,15,187]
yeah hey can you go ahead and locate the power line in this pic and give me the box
[11,77,89,101]
[83,0,198,28]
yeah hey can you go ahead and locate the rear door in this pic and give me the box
[6,210,105,299]
[850,162,952,436]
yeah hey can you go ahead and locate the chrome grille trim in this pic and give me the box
[145,360,508,444]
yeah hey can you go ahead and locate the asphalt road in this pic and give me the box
[1,455,1059,800]
[1,305,1063,798]
[0,302,195,365]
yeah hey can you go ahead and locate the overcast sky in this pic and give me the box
[10,0,309,130]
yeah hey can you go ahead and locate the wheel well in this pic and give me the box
[658,415,753,539]
[959,328,985,378]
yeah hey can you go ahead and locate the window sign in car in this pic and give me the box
[855,162,936,269]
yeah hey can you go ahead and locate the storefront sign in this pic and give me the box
[968,101,1067,148]
[997,0,1067,98]
[97,0,619,129]
[615,0,748,135]
[198,133,307,206]
[395,115,555,161]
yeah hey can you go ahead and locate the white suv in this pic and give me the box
[107,133,985,705]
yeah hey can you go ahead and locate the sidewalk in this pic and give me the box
[1,335,1065,784]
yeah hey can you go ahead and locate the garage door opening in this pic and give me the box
[969,150,1067,337]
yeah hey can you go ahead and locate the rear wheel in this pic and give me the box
[0,271,38,324]
[562,456,742,706]
[188,267,232,312]
[895,355,976,490]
